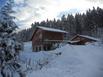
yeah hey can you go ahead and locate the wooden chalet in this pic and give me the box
[68,34,98,45]
[31,26,68,51]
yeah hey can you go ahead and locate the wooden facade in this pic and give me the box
[69,34,98,45]
[31,26,68,51]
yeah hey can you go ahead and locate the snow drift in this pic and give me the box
[20,42,103,77]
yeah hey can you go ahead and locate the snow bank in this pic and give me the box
[19,42,57,71]
[23,41,32,52]
[20,42,103,77]
[24,42,103,77]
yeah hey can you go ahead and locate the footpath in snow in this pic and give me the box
[20,42,103,77]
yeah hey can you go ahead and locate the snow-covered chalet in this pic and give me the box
[69,34,98,45]
[31,26,68,51]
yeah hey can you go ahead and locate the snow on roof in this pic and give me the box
[79,35,99,41]
[68,40,80,43]
[37,26,68,33]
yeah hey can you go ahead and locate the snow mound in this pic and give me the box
[21,42,103,77]
[19,42,57,71]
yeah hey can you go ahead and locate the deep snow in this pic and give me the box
[20,42,103,77]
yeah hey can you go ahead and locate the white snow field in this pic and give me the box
[20,42,103,77]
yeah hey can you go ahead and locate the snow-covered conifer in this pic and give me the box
[0,0,22,77]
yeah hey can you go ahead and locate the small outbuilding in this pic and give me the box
[68,34,98,45]
[31,26,68,51]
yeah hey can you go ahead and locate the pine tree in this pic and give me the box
[75,14,82,34]
[0,0,22,77]
[67,14,75,36]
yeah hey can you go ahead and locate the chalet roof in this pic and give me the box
[78,35,99,41]
[71,34,99,41]
[37,26,68,33]
[31,26,68,40]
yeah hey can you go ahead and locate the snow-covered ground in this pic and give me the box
[20,42,103,77]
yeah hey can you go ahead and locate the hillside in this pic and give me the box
[20,42,103,77]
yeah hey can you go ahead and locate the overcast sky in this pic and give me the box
[0,0,103,30]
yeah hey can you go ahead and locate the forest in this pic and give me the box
[16,7,103,42]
